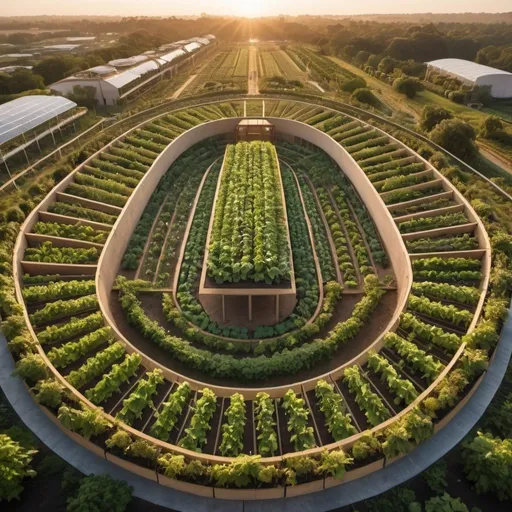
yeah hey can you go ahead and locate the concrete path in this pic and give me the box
[308,81,325,93]
[248,46,260,95]
[1,302,511,512]
[171,75,197,100]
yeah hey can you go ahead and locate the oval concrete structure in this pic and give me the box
[10,99,493,501]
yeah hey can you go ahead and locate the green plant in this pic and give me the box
[66,474,132,512]
[282,390,316,451]
[116,369,164,425]
[317,449,353,480]
[178,388,217,452]
[219,393,246,457]
[32,378,65,409]
[85,353,142,404]
[315,379,357,440]
[0,433,37,502]
[425,492,469,512]
[462,431,512,501]
[423,459,448,494]
[208,141,290,284]
[150,382,191,442]
[255,392,278,456]
[344,365,391,427]
[211,455,281,488]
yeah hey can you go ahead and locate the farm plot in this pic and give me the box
[187,47,249,95]
[6,99,497,500]
[207,141,291,285]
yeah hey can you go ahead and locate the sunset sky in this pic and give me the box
[2,0,510,18]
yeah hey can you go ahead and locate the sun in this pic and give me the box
[231,0,269,18]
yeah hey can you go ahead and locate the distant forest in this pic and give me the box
[1,14,511,71]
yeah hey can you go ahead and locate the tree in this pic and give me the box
[33,55,87,85]
[0,433,37,502]
[462,432,512,501]
[354,50,370,66]
[420,105,453,132]
[343,45,357,60]
[366,54,381,70]
[480,115,503,139]
[0,68,45,94]
[342,76,367,93]
[67,474,133,512]
[67,85,97,109]
[351,88,380,108]
[430,119,477,160]
[392,76,424,99]
[378,57,397,74]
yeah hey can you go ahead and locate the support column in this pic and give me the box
[248,295,252,322]
[275,295,280,323]
[222,294,226,323]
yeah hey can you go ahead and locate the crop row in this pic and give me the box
[208,142,291,285]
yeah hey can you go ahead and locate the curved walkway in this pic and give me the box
[1,303,511,512]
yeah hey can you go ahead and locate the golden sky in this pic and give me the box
[2,0,510,17]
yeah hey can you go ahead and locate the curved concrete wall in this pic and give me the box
[96,117,412,398]
[9,99,494,497]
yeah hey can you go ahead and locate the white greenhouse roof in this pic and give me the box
[183,42,201,53]
[88,65,117,76]
[108,55,148,67]
[427,58,512,82]
[0,95,77,145]
[104,60,160,89]
[204,34,216,41]
[190,37,211,46]
[160,49,186,63]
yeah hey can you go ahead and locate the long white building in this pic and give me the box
[426,58,512,98]
[50,35,216,106]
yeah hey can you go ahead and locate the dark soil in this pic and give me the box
[277,401,294,454]
[306,389,334,446]
[204,397,223,455]
[132,381,172,433]
[336,378,369,432]
[102,367,147,415]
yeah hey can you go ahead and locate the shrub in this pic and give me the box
[393,76,424,98]
[420,105,453,132]
[342,77,367,93]
[66,474,133,512]
[430,119,477,161]
[462,431,512,501]
[351,88,380,107]
[480,115,503,139]
[425,492,469,512]
[0,433,37,502]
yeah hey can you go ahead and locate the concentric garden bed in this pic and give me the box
[6,98,502,502]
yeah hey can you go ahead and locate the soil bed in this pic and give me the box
[363,365,404,414]
[132,381,172,433]
[306,389,334,446]
[336,379,370,431]
[108,289,397,388]
[102,366,146,414]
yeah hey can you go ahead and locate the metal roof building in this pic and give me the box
[427,58,512,98]
[49,37,213,106]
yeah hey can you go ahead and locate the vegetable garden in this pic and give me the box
[1,96,506,503]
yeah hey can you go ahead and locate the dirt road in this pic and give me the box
[248,46,259,95]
